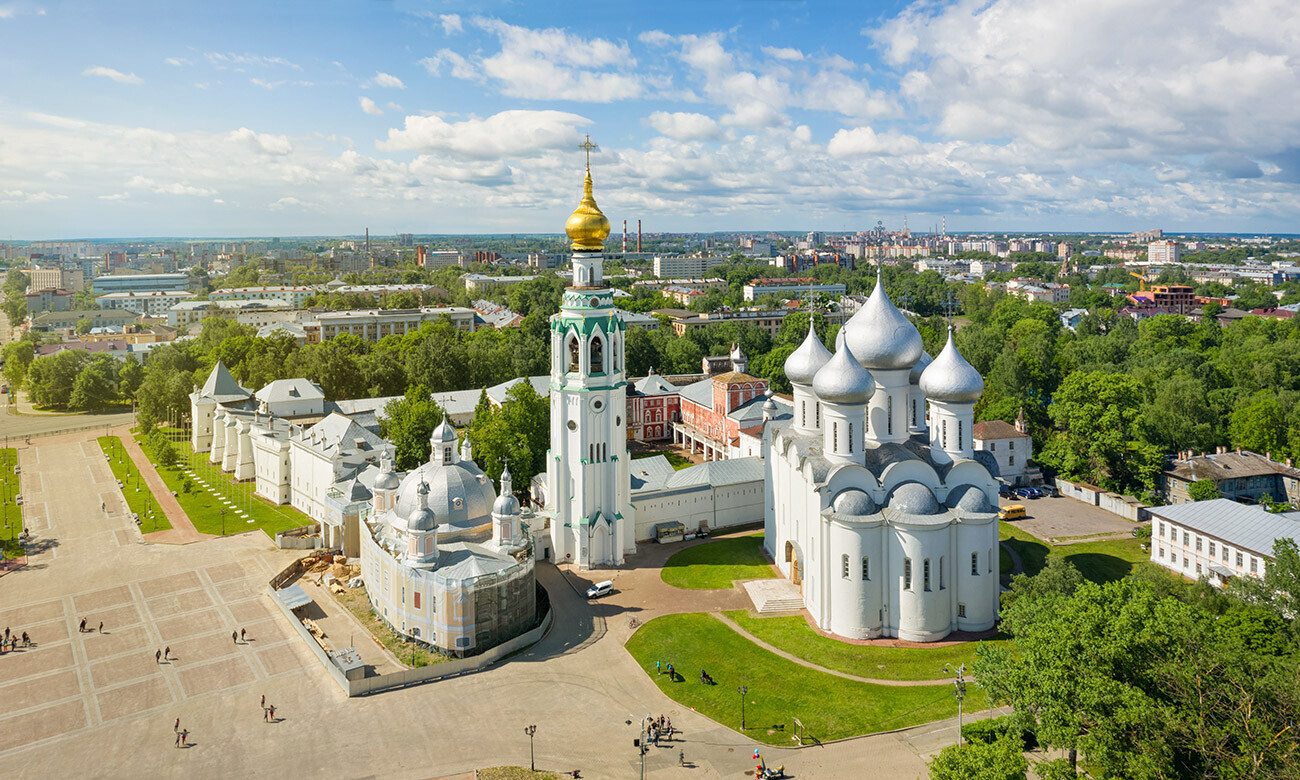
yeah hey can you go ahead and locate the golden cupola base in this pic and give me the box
[565,167,611,253]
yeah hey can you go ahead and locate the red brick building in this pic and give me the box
[627,371,682,441]
[673,371,774,461]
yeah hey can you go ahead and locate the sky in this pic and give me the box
[1,0,1298,239]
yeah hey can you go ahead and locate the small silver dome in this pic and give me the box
[408,505,437,532]
[946,484,992,513]
[375,470,402,491]
[842,267,923,371]
[493,491,520,516]
[832,488,878,516]
[431,419,458,445]
[888,482,941,515]
[812,340,875,405]
[919,328,984,404]
[908,350,933,385]
[783,319,832,386]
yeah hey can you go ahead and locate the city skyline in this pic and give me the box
[2,0,1298,238]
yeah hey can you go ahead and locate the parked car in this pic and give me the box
[999,505,1027,520]
[1015,488,1034,499]
[998,485,1015,498]
[585,580,614,599]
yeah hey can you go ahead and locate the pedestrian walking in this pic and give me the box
[656,660,661,675]
[4,627,9,642]
[268,705,275,722]
[174,717,179,733]
[78,619,86,633]
[174,731,181,748]
[260,694,265,709]
[164,646,170,661]
[156,649,162,664]
[240,628,246,642]
[98,621,103,633]
[22,631,29,647]
[232,630,238,645]
[679,750,685,767]
[180,729,188,747]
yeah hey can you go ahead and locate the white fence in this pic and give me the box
[1053,477,1150,522]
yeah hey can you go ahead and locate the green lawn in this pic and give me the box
[98,437,173,534]
[1000,521,1147,584]
[632,450,694,470]
[625,613,984,745]
[724,610,1009,681]
[1,448,24,557]
[660,533,776,589]
[135,427,310,539]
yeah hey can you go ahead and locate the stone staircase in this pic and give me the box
[756,595,806,613]
[743,579,805,613]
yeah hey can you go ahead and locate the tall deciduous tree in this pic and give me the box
[379,384,445,471]
[927,733,1028,780]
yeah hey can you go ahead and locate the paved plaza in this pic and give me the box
[0,433,959,778]
[998,494,1137,541]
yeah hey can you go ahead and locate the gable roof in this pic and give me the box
[297,412,386,456]
[255,378,324,406]
[972,420,1023,441]
[1148,499,1300,558]
[632,373,680,396]
[1164,450,1300,483]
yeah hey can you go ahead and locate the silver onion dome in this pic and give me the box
[919,327,984,404]
[842,265,923,371]
[783,318,832,386]
[908,350,933,385]
[431,418,458,445]
[812,339,875,405]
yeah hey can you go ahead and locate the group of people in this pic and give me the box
[260,694,278,723]
[173,718,189,748]
[648,714,674,746]
[77,617,102,634]
[1,626,31,653]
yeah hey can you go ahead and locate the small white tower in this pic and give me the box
[783,318,832,436]
[919,326,984,464]
[491,465,524,553]
[373,450,400,514]
[431,419,459,467]
[404,480,439,569]
[908,350,933,434]
[812,339,875,465]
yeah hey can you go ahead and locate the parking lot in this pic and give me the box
[997,493,1138,542]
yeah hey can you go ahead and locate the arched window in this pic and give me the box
[832,421,839,452]
[903,557,912,590]
[590,334,604,374]
[612,332,620,371]
[923,558,931,591]
[848,422,854,453]
[568,335,580,373]
[942,419,948,448]
[887,395,893,435]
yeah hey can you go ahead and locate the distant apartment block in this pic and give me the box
[1006,278,1071,304]
[210,285,315,308]
[528,253,567,269]
[168,300,289,329]
[418,248,462,267]
[307,307,476,343]
[742,279,847,302]
[92,273,191,295]
[1149,241,1182,264]
[98,290,197,316]
[24,288,75,314]
[653,255,730,278]
[28,266,85,292]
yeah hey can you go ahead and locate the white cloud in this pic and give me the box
[1,190,66,204]
[359,97,383,116]
[439,13,463,34]
[228,127,293,155]
[371,72,405,89]
[385,101,403,112]
[204,52,301,71]
[126,176,214,197]
[250,78,282,90]
[82,66,142,84]
[827,126,923,157]
[164,57,189,66]
[647,111,721,141]
[425,17,644,102]
[97,193,130,201]
[378,109,591,159]
[762,46,805,61]
[269,196,307,210]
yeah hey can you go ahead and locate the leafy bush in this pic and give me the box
[962,716,1038,751]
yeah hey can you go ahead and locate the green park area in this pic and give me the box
[97,437,172,534]
[999,521,1148,583]
[660,532,776,589]
[131,426,310,539]
[626,613,984,745]
[1,448,24,557]
[724,610,1007,682]
[632,449,694,470]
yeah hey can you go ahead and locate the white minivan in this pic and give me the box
[585,580,613,599]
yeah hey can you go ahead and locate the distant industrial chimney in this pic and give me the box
[365,228,370,255]
[622,220,627,253]
[637,219,642,253]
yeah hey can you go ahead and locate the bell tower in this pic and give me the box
[545,137,634,569]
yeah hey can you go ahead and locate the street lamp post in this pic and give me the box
[944,663,967,745]
[524,724,537,772]
[738,685,749,730]
[636,714,652,780]
[220,507,226,536]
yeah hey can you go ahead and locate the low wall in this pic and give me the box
[266,560,553,697]
[275,525,321,550]
[1053,477,1150,522]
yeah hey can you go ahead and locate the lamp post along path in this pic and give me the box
[524,724,537,772]
[944,662,967,745]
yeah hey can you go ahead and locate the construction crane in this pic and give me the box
[1129,271,1150,291]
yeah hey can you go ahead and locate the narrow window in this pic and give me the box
[832,421,839,452]
[1009,440,1015,451]
[413,592,421,609]
[971,551,979,576]
[939,556,945,589]
[1195,536,1202,552]
[923,559,931,591]
[988,548,993,572]
[841,554,850,579]
[443,447,452,465]
[942,419,948,448]
[911,398,917,426]
[861,556,870,580]
[990,442,996,451]
[887,395,893,436]
[1196,562,1202,574]
[903,557,912,590]
[590,335,604,374]
[1222,546,1229,563]
[848,423,854,453]
[1250,557,1258,573]
[958,603,966,618]
[801,400,806,428]
[958,421,963,450]
[1159,546,1164,558]
[1183,531,1190,546]
[568,336,580,372]
[1009,455,1015,466]
[815,402,820,428]
[1159,522,1165,538]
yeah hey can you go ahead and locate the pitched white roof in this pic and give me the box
[1149,499,1300,557]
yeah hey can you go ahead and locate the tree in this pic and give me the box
[24,350,90,408]
[1037,371,1163,494]
[117,354,144,398]
[1229,390,1287,456]
[379,384,445,471]
[928,733,1028,780]
[224,262,260,288]
[1229,538,1300,637]
[68,357,118,411]
[1,340,34,394]
[1187,479,1220,502]
[75,318,93,335]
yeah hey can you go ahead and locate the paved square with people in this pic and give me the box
[0,432,960,778]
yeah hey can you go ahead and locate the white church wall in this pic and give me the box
[828,519,884,639]
[892,524,951,642]
[943,460,1000,505]
[878,460,942,500]
[956,517,998,632]
[631,480,766,541]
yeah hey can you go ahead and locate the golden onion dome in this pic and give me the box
[565,168,611,252]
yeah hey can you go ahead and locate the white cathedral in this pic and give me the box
[763,270,1001,643]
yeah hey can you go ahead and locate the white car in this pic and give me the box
[585,580,614,599]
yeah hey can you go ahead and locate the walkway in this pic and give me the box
[1000,540,1025,577]
[713,612,952,687]
[115,426,209,545]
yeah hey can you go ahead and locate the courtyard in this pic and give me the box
[0,431,976,778]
